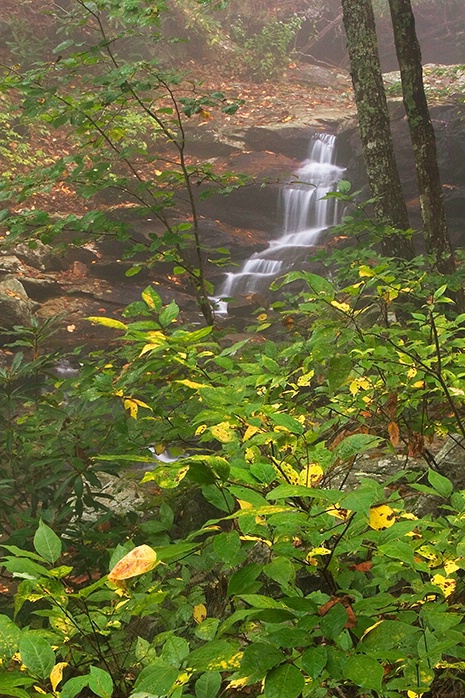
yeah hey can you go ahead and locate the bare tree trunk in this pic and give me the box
[341,0,414,259]
[388,0,455,276]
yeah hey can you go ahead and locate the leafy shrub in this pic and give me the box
[2,249,465,696]
[232,16,303,81]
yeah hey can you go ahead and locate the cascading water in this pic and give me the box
[217,133,345,303]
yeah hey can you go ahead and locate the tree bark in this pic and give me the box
[341,0,414,260]
[388,0,455,275]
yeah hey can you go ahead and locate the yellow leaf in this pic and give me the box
[305,547,331,564]
[358,265,374,278]
[299,464,323,487]
[195,424,207,436]
[278,463,300,485]
[237,500,253,510]
[177,379,208,389]
[444,559,460,575]
[349,377,371,395]
[326,504,351,520]
[416,545,441,565]
[108,545,157,583]
[193,603,207,623]
[123,398,139,418]
[211,422,236,443]
[243,425,260,441]
[331,300,351,313]
[50,662,68,691]
[297,370,314,386]
[123,397,151,418]
[431,574,456,598]
[368,504,396,530]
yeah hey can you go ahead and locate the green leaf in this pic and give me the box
[2,557,52,580]
[227,564,262,595]
[301,646,328,679]
[269,413,304,434]
[89,666,114,698]
[327,354,352,392]
[239,643,285,681]
[343,655,384,691]
[187,641,239,671]
[195,618,220,642]
[428,470,453,499]
[263,557,294,587]
[61,676,90,698]
[195,671,222,698]
[202,484,235,513]
[161,636,190,667]
[333,434,382,461]
[337,179,351,194]
[0,614,21,661]
[134,662,179,695]
[159,301,179,327]
[264,663,305,698]
[0,670,35,698]
[213,531,241,565]
[378,541,415,567]
[340,486,377,515]
[19,632,55,680]
[319,603,347,641]
[267,484,339,502]
[33,520,62,564]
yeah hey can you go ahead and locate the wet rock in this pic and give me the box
[0,255,27,277]
[434,434,465,490]
[285,63,351,90]
[20,277,61,301]
[14,241,64,271]
[0,275,35,330]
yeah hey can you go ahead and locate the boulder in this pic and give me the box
[0,275,35,330]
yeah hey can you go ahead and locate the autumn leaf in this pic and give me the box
[193,604,207,623]
[349,561,373,572]
[50,662,68,691]
[431,574,456,598]
[326,504,351,520]
[368,505,396,530]
[298,463,323,487]
[388,421,400,447]
[108,545,158,583]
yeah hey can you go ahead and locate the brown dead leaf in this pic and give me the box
[388,421,400,447]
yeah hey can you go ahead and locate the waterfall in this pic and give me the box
[217,133,345,303]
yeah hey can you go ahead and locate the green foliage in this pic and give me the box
[231,15,303,81]
[2,254,465,695]
[0,0,245,325]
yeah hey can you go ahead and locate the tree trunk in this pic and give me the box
[341,0,414,260]
[388,0,455,275]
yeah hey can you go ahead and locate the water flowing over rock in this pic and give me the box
[218,132,345,300]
